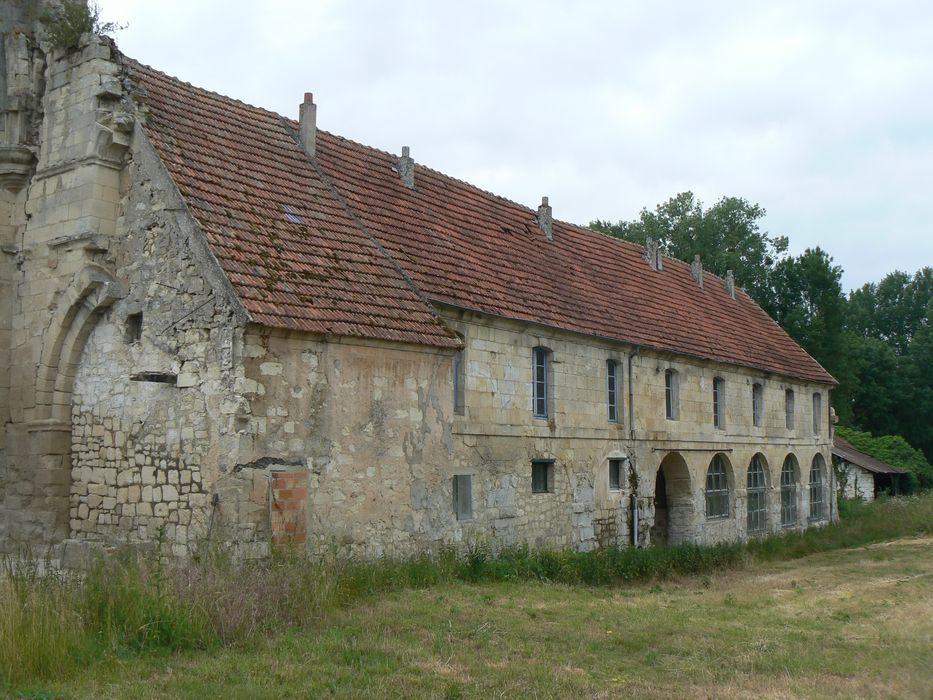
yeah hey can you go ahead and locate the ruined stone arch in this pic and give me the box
[651,451,693,546]
[36,265,125,422]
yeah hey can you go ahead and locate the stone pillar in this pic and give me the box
[1,31,131,552]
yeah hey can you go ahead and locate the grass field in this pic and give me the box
[8,535,932,699]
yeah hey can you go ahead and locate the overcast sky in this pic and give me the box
[97,0,933,292]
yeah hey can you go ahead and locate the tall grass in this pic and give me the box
[2,493,932,686]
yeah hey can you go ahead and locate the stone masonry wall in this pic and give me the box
[0,31,264,556]
[66,127,252,556]
[442,307,835,552]
[237,329,456,558]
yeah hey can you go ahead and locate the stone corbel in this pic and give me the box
[94,111,135,160]
[96,76,123,100]
[0,143,37,192]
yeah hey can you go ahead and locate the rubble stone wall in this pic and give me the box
[237,329,457,558]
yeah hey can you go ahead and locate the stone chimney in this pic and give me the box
[537,196,553,241]
[398,146,414,189]
[298,92,316,158]
[644,238,663,271]
[691,255,704,287]
[724,270,735,298]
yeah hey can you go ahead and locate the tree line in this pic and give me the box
[592,192,933,476]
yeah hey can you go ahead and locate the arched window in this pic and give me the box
[705,454,730,519]
[809,454,825,520]
[665,369,679,420]
[752,383,764,427]
[780,455,798,527]
[532,347,551,419]
[785,389,795,430]
[607,360,620,423]
[746,454,767,532]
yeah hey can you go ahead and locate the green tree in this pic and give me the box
[844,269,932,461]
[847,268,933,355]
[900,298,933,461]
[591,192,788,307]
[769,248,850,412]
[845,334,905,436]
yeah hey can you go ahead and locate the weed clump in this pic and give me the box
[41,1,124,52]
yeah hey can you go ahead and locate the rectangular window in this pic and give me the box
[533,347,548,419]
[812,392,822,434]
[453,346,465,415]
[452,474,472,521]
[607,360,619,423]
[752,383,763,427]
[713,377,725,429]
[125,312,142,344]
[785,389,795,430]
[609,458,623,490]
[665,369,678,420]
[531,460,554,494]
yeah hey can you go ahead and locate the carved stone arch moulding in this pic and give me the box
[36,265,126,422]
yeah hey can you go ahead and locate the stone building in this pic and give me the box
[832,436,907,502]
[0,11,837,560]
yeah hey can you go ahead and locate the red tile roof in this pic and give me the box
[126,59,458,349]
[314,134,835,384]
[126,58,834,384]
[832,437,907,475]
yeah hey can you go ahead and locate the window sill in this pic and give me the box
[706,515,729,521]
[532,491,554,496]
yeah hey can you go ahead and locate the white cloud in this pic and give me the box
[99,0,933,290]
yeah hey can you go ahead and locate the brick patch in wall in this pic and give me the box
[270,469,308,547]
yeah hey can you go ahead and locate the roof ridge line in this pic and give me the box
[123,54,288,121]
[314,130,651,253]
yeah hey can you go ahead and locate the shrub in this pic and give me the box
[42,1,124,52]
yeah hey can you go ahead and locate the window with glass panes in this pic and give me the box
[609,458,623,490]
[780,455,797,527]
[532,460,553,493]
[713,377,725,428]
[752,383,763,427]
[705,454,729,518]
[665,369,678,420]
[812,392,822,434]
[607,360,619,423]
[746,454,767,532]
[533,347,549,418]
[809,455,825,519]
